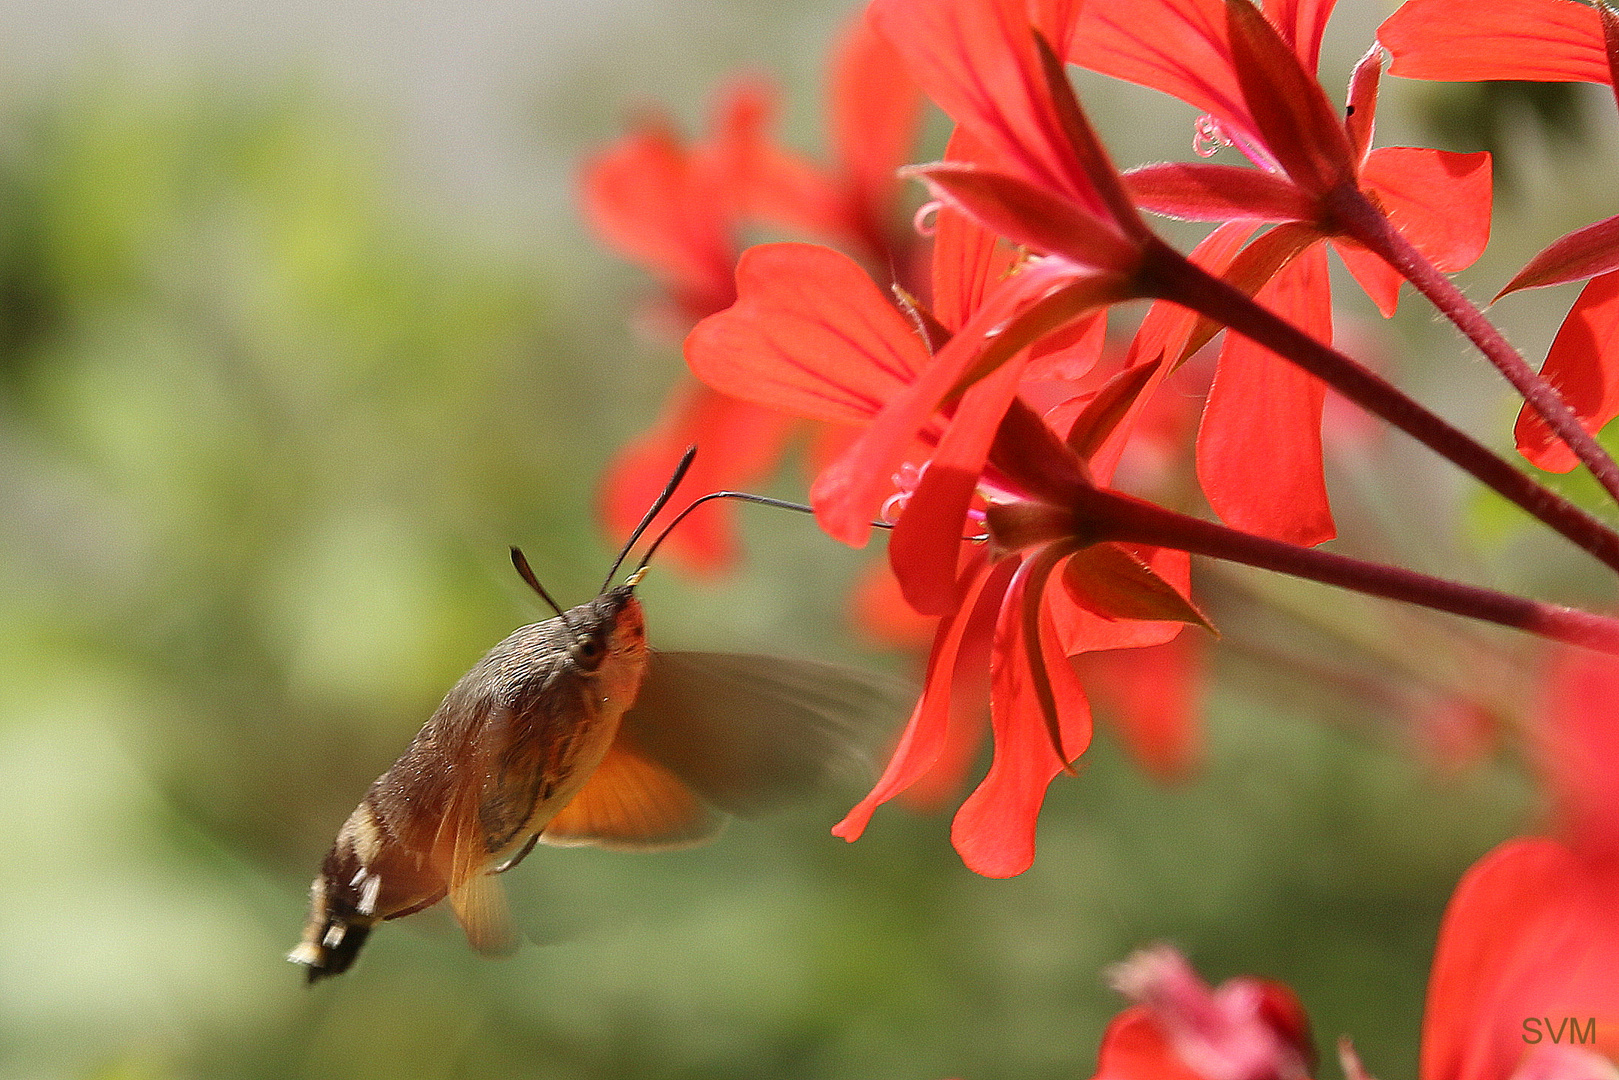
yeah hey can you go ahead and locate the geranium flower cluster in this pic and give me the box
[583,1,1619,1076]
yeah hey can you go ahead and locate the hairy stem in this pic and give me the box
[1326,182,1619,507]
[1139,238,1619,574]
[1079,485,1619,655]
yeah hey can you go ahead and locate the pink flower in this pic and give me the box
[1094,946,1316,1080]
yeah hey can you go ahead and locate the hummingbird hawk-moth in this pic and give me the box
[290,451,900,981]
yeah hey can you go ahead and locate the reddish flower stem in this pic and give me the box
[1078,485,1619,656]
[1138,239,1619,574]
[1325,182,1619,508]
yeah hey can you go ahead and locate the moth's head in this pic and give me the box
[562,585,645,675]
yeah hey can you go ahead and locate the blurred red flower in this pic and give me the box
[1092,946,1316,1080]
[581,11,923,571]
[1420,648,1619,1080]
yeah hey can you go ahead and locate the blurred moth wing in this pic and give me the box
[617,651,903,817]
[539,734,726,850]
[538,650,906,848]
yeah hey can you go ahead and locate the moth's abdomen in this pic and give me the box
[290,588,654,980]
[288,900,372,983]
[288,797,447,982]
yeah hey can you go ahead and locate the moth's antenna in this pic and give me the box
[510,546,568,620]
[601,444,699,592]
[632,491,897,579]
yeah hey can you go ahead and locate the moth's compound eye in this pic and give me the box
[570,633,607,672]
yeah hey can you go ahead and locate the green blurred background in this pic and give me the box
[0,1,1606,1077]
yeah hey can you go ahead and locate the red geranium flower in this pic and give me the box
[687,187,1202,875]
[794,0,1173,586]
[827,396,1204,877]
[1056,0,1492,543]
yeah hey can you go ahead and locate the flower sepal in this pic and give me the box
[985,501,1089,552]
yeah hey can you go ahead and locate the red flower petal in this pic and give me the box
[1061,543,1214,630]
[1499,213,1619,297]
[891,358,1029,616]
[1071,0,1257,148]
[933,130,1022,332]
[1361,146,1493,273]
[912,162,1143,272]
[951,551,1093,877]
[1129,221,1322,406]
[579,106,738,317]
[1345,43,1382,163]
[1091,1007,1210,1080]
[812,259,1091,545]
[740,146,850,247]
[1126,222,1261,405]
[715,78,849,246]
[898,559,998,813]
[1512,1046,1619,1080]
[828,6,925,257]
[1380,0,1609,85]
[1537,647,1619,860]
[1263,0,1337,73]
[987,398,1100,511]
[1047,544,1194,652]
[873,0,1105,211]
[1331,237,1404,318]
[1345,142,1495,318]
[1225,0,1356,197]
[1073,0,1344,179]
[600,382,796,573]
[850,554,936,651]
[1197,243,1336,545]
[1514,271,1619,472]
[1107,947,1318,1080]
[834,551,1013,841]
[1184,221,1320,352]
[1025,309,1109,383]
[1126,162,1318,223]
[1062,357,1167,466]
[897,666,993,813]
[686,243,926,425]
[1420,838,1619,1080]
